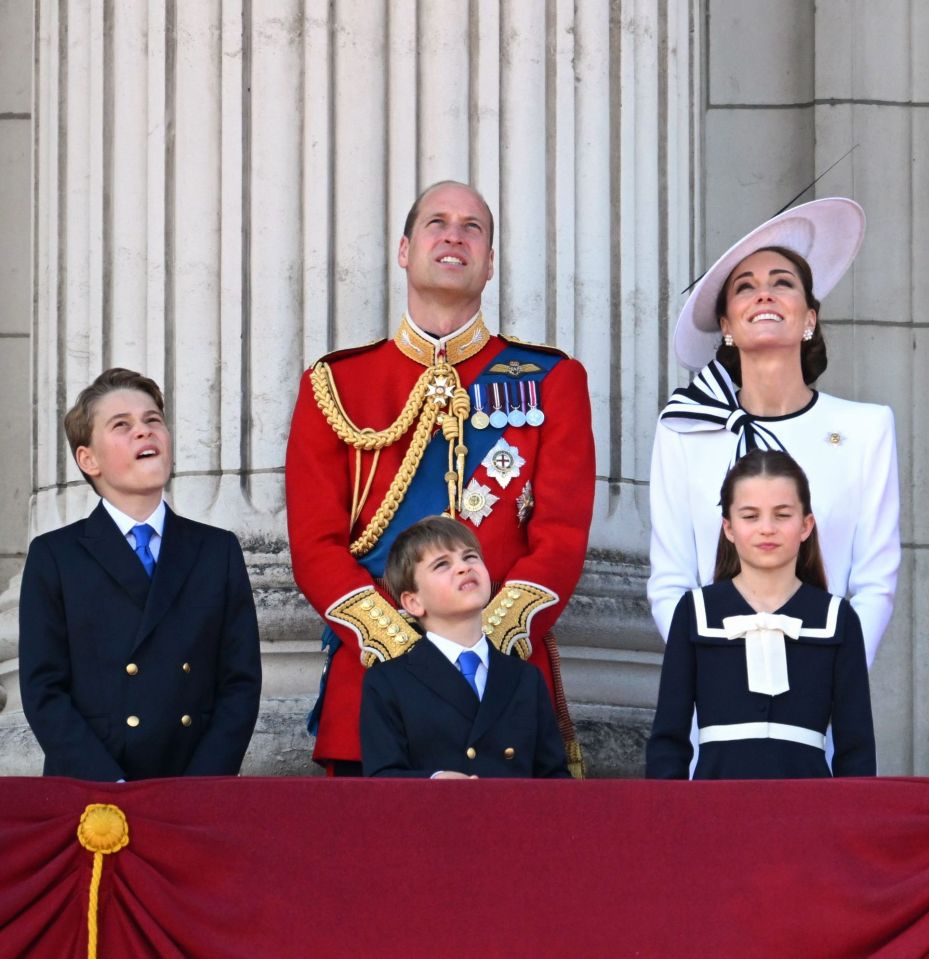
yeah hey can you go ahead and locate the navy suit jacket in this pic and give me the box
[19,502,261,781]
[360,638,569,778]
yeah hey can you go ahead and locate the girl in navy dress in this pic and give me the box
[646,449,876,779]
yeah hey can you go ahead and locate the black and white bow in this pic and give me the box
[659,360,788,463]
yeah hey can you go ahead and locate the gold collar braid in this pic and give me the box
[310,360,471,556]
[394,312,490,366]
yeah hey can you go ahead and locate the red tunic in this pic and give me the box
[285,320,595,764]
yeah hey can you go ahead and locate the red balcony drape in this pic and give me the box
[2,776,928,958]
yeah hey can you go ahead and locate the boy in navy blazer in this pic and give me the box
[19,369,261,781]
[360,516,569,778]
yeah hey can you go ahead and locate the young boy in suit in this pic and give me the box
[19,368,262,781]
[360,516,570,778]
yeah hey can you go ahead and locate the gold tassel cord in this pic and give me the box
[350,400,441,555]
[312,361,471,557]
[311,362,437,451]
[450,387,470,511]
[77,803,130,959]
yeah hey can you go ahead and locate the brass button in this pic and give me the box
[181,715,192,727]
[125,663,139,676]
[466,747,477,760]
[504,747,515,759]
[182,662,191,673]
[126,715,140,728]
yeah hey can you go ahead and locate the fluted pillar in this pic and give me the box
[4,0,702,776]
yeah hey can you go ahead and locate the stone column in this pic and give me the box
[2,0,701,777]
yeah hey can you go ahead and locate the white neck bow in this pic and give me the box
[722,611,803,696]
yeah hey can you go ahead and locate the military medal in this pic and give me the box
[470,384,490,430]
[482,438,525,489]
[525,380,545,426]
[516,481,535,525]
[508,383,526,427]
[460,479,499,527]
[489,382,508,429]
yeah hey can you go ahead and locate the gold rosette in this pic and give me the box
[77,803,130,959]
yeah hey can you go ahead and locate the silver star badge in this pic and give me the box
[460,480,499,527]
[481,438,525,489]
[426,375,452,407]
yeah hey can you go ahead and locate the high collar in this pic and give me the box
[393,311,491,367]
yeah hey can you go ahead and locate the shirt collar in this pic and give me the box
[100,498,167,539]
[394,311,491,366]
[426,631,490,668]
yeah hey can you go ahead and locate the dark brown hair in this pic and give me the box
[402,180,495,248]
[713,449,827,590]
[64,368,166,488]
[385,515,483,602]
[714,245,827,386]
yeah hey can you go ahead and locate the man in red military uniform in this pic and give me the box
[285,181,595,775]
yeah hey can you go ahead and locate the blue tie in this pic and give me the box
[457,650,481,699]
[131,524,156,578]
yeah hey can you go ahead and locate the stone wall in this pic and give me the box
[2,0,927,777]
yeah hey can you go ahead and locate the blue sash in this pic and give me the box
[308,342,563,734]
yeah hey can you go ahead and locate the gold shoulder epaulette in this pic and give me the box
[498,333,570,360]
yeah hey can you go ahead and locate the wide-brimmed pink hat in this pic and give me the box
[673,197,866,371]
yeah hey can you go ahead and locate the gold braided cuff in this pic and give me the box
[327,587,421,667]
[482,581,559,659]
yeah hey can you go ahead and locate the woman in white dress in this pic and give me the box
[648,198,899,668]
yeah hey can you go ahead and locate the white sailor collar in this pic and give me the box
[690,581,841,644]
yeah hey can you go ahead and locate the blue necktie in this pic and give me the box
[130,524,156,578]
[457,650,481,699]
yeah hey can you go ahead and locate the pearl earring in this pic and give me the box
[802,328,813,342]
[723,333,734,347]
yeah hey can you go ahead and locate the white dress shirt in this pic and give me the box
[101,498,167,563]
[426,631,490,700]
